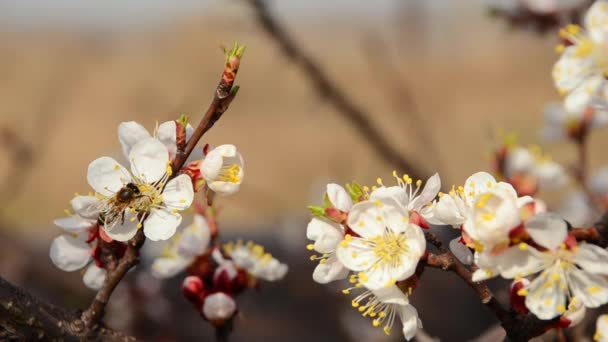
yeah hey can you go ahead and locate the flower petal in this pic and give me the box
[585,0,608,44]
[87,157,130,197]
[336,239,376,272]
[162,174,194,211]
[156,121,178,158]
[568,266,608,308]
[399,304,421,341]
[463,172,497,203]
[71,195,102,219]
[449,238,473,265]
[372,285,409,305]
[525,264,567,320]
[409,173,441,210]
[129,138,169,184]
[103,211,139,241]
[312,256,349,284]
[564,76,605,113]
[83,264,106,290]
[151,257,191,278]
[118,121,151,158]
[493,246,553,278]
[143,209,181,241]
[203,292,236,320]
[49,235,91,271]
[177,215,210,258]
[326,183,352,212]
[370,186,408,206]
[54,216,95,233]
[553,46,594,94]
[346,201,385,238]
[573,243,608,275]
[306,218,343,254]
[525,213,568,250]
[595,314,608,342]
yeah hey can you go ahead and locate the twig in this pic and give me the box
[246,0,425,180]
[0,276,134,341]
[80,46,244,333]
[423,231,558,341]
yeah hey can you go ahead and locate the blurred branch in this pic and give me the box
[423,231,557,341]
[246,0,426,180]
[80,45,243,335]
[0,276,134,341]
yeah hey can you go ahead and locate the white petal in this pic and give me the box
[71,195,102,219]
[449,238,473,265]
[559,191,596,227]
[432,195,466,227]
[82,264,106,290]
[409,173,441,210]
[326,183,352,211]
[525,264,567,320]
[589,166,608,195]
[143,209,181,241]
[162,174,194,211]
[472,268,497,282]
[312,255,349,284]
[405,224,426,256]
[463,172,497,202]
[504,147,534,178]
[118,121,151,158]
[370,186,408,206]
[156,121,178,158]
[596,314,608,342]
[534,162,567,190]
[564,76,605,113]
[53,216,94,233]
[564,297,586,327]
[201,152,223,181]
[494,247,553,278]
[87,157,130,197]
[103,211,138,241]
[552,46,594,94]
[585,0,608,44]
[151,257,191,279]
[129,138,169,184]
[203,292,236,320]
[336,239,376,272]
[568,266,608,308]
[306,218,343,254]
[372,285,409,305]
[573,243,608,275]
[49,235,91,272]
[177,215,210,258]
[525,213,568,250]
[208,181,240,195]
[399,304,421,341]
[346,201,385,238]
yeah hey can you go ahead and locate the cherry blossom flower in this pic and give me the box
[595,314,608,342]
[500,145,567,194]
[87,138,194,241]
[542,102,608,141]
[306,183,351,284]
[50,196,110,290]
[203,292,237,321]
[342,283,422,340]
[475,213,608,319]
[336,196,426,290]
[151,215,211,278]
[118,120,193,160]
[200,144,244,195]
[223,240,288,282]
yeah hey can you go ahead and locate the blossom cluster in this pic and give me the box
[50,115,287,328]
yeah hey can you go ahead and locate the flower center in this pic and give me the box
[218,164,241,183]
[370,231,408,267]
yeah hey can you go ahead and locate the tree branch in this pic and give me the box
[246,0,425,180]
[423,231,557,341]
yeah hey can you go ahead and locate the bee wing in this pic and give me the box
[82,199,106,219]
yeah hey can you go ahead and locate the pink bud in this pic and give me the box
[182,276,205,307]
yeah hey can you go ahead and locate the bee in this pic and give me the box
[98,182,145,229]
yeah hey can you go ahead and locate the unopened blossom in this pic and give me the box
[336,196,426,290]
[370,173,441,222]
[476,213,608,319]
[595,314,608,342]
[306,183,351,284]
[200,144,244,195]
[88,138,194,241]
[203,292,237,321]
[50,196,109,290]
[151,215,211,278]
[118,120,193,159]
[223,240,288,282]
[342,283,422,340]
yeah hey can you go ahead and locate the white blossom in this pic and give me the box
[118,120,193,160]
[223,240,288,282]
[200,144,244,195]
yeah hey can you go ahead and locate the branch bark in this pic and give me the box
[246,0,425,180]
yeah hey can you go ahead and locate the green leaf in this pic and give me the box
[307,205,326,217]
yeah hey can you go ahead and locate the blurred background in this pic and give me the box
[0,0,606,340]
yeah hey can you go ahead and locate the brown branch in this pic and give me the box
[246,0,425,180]
[79,46,244,334]
[423,231,557,341]
[0,276,134,341]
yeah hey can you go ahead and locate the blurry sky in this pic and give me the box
[0,0,455,31]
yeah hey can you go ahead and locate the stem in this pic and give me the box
[81,51,242,332]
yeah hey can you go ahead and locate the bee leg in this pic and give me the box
[121,211,126,225]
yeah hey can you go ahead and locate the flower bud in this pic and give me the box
[202,292,237,323]
[182,276,205,307]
